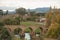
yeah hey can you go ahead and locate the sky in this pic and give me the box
[0,0,60,9]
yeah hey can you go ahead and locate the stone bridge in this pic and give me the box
[4,25,43,40]
[4,25,41,32]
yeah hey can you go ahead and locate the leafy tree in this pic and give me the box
[35,13,45,17]
[6,10,8,15]
[0,10,3,15]
[30,11,36,16]
[16,7,26,22]
[14,17,20,25]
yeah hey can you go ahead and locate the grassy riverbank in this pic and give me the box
[20,21,42,27]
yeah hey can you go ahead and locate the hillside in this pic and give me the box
[27,7,50,13]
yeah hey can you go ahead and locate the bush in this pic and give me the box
[0,22,5,30]
[4,19,12,25]
[35,28,40,34]
[14,28,22,34]
[1,28,12,40]
[0,27,12,40]
[46,23,60,38]
[4,17,20,25]
[26,16,36,21]
[0,22,4,26]
[25,28,31,33]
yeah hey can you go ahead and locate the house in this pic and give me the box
[40,18,46,22]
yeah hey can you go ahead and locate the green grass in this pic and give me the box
[20,21,40,27]
[13,36,20,40]
[35,28,41,34]
[25,28,31,33]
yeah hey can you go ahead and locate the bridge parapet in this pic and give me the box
[4,25,39,31]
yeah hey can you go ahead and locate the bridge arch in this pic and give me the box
[24,27,33,33]
[39,27,43,32]
[28,27,33,31]
[14,28,22,35]
[7,28,12,31]
[35,28,40,34]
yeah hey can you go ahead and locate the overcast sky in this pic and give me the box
[0,0,60,9]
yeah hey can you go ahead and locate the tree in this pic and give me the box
[35,13,45,17]
[16,7,26,22]
[0,10,3,15]
[30,11,36,16]
[14,17,20,25]
[6,10,8,15]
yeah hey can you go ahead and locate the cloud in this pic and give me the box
[0,0,60,9]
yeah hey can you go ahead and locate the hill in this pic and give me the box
[0,6,50,13]
[29,7,50,13]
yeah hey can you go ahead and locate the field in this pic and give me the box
[20,21,41,27]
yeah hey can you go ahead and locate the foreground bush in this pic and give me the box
[0,22,12,40]
[0,22,4,26]
[0,28,12,40]
[46,23,60,38]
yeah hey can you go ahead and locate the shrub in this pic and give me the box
[4,19,12,25]
[0,22,4,26]
[25,28,31,33]
[46,23,60,38]
[0,22,5,30]
[0,27,12,40]
[1,28,12,40]
[4,17,20,25]
[35,28,40,34]
[14,28,22,34]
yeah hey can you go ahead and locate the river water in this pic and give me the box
[25,33,31,40]
[15,33,40,40]
[15,33,31,40]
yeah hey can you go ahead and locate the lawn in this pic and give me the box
[20,21,41,27]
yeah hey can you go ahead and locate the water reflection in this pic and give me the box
[36,34,40,37]
[25,33,31,40]
[15,35,20,38]
[14,33,41,40]
[15,33,31,40]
